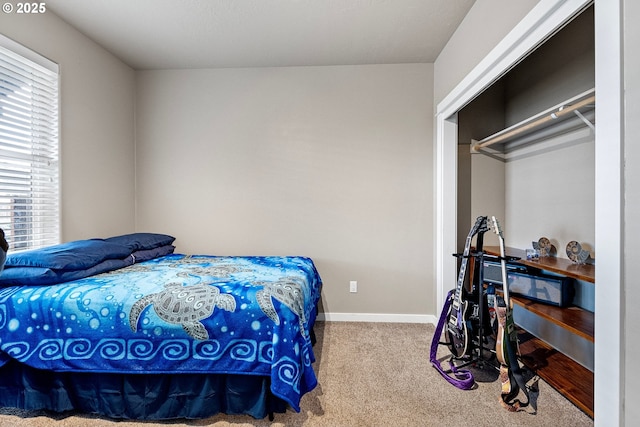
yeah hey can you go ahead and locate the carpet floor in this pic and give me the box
[0,321,593,426]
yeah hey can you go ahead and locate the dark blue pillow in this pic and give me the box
[104,233,175,251]
[4,240,132,270]
[131,244,175,262]
[0,266,57,285]
[0,256,135,287]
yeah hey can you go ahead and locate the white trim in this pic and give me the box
[594,0,624,424]
[0,33,58,73]
[316,312,435,324]
[435,114,458,316]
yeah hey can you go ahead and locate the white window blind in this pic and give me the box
[0,35,59,251]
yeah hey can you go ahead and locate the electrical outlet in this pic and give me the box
[350,280,357,293]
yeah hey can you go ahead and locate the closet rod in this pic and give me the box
[472,95,595,152]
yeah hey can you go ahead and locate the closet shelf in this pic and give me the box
[485,246,595,283]
[517,329,594,418]
[471,88,595,156]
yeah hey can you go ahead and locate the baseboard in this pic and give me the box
[316,312,436,324]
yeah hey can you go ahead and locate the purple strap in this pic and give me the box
[430,290,475,390]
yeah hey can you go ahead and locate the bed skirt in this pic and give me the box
[0,359,289,420]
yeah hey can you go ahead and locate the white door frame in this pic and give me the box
[434,0,623,424]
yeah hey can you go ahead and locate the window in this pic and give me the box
[0,35,59,251]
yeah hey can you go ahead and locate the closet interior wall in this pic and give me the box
[457,5,595,260]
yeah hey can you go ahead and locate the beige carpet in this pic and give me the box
[0,321,592,427]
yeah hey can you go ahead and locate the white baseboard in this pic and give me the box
[316,312,436,324]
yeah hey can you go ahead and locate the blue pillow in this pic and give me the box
[0,256,135,287]
[0,266,57,285]
[131,244,175,262]
[104,233,175,251]
[4,239,132,270]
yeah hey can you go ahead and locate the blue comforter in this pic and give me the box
[0,254,322,411]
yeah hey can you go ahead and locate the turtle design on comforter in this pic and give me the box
[255,277,308,337]
[129,282,236,340]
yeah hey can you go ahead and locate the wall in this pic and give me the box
[624,0,640,422]
[0,10,136,241]
[135,64,434,318]
[505,133,594,254]
[434,0,541,106]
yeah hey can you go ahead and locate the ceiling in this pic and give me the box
[47,0,476,70]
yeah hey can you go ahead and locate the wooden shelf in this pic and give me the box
[511,295,593,342]
[485,245,594,343]
[517,329,594,418]
[484,246,594,283]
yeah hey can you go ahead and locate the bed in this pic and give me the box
[0,233,323,420]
